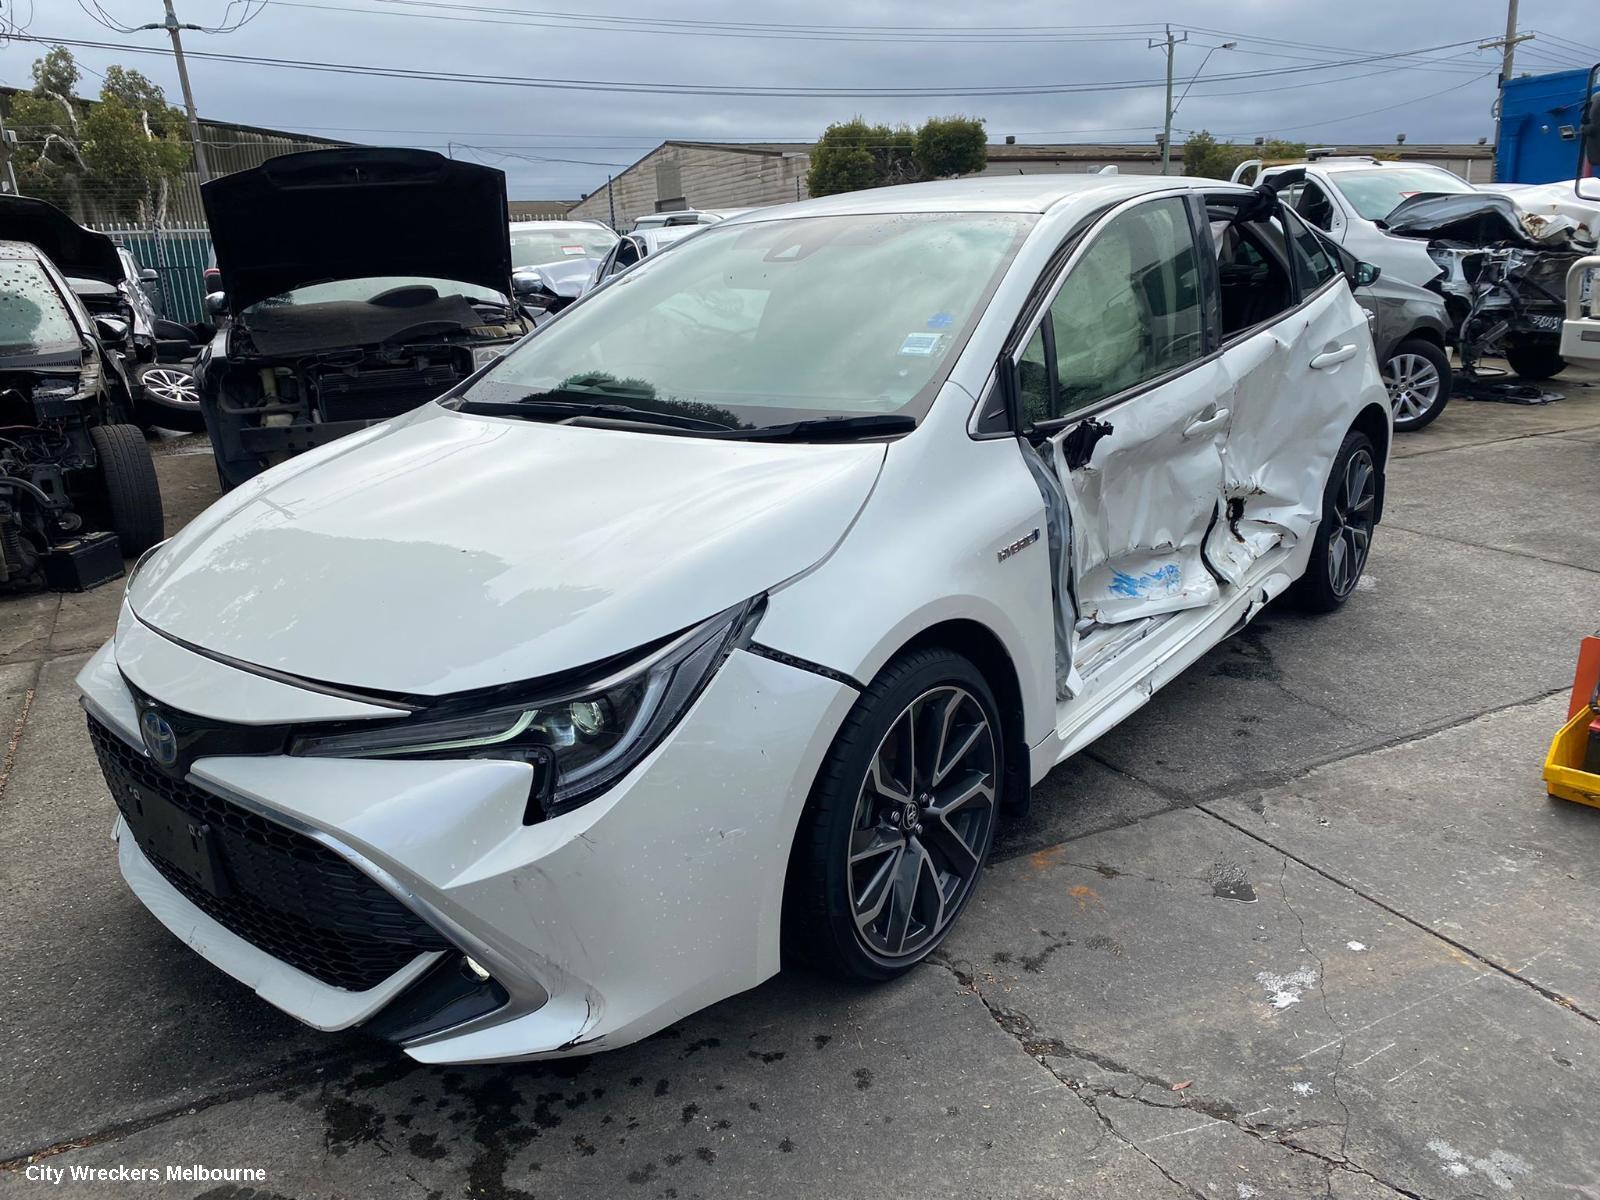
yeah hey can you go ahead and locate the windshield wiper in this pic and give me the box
[455,396,736,432]
[720,414,917,442]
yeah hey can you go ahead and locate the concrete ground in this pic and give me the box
[3,365,1600,1199]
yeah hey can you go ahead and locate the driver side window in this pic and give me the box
[1018,197,1204,426]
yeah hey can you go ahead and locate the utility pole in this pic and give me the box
[139,0,211,183]
[1479,0,1534,180]
[606,174,616,230]
[1149,24,1188,176]
[0,111,18,195]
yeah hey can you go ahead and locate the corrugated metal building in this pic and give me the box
[570,139,1495,230]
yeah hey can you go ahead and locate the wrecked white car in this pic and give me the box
[80,175,1389,1062]
[1243,155,1596,382]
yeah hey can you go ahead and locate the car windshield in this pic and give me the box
[0,259,79,358]
[511,227,617,268]
[1329,167,1477,221]
[242,276,507,314]
[464,212,1034,430]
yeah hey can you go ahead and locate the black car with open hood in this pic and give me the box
[195,147,532,489]
[204,147,516,315]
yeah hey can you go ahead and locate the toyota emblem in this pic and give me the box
[139,709,179,770]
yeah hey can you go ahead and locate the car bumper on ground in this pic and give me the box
[77,623,857,1063]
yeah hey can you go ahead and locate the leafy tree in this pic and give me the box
[6,48,193,221]
[32,46,80,99]
[1182,130,1307,181]
[807,115,988,197]
[913,116,987,179]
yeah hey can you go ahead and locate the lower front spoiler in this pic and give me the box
[114,817,438,1030]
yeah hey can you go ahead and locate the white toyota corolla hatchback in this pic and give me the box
[80,175,1390,1063]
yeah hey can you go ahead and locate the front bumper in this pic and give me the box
[78,622,855,1062]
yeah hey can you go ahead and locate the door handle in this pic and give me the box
[1182,407,1230,438]
[1310,344,1358,369]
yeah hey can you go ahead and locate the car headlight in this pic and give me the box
[288,597,763,820]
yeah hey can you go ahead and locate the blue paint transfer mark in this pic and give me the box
[1108,563,1183,599]
[926,312,954,329]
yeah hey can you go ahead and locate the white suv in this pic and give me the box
[1233,156,1477,289]
[81,175,1389,1063]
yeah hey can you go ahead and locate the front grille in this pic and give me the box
[89,713,450,991]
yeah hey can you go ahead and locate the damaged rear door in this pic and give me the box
[1017,193,1229,627]
[1205,202,1371,583]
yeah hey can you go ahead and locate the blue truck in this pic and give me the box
[1497,67,1595,184]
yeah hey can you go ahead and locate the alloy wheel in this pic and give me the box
[847,685,996,961]
[1326,447,1376,597]
[1382,352,1440,425]
[140,367,199,407]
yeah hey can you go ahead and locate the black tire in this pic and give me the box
[1382,338,1452,432]
[1504,344,1566,381]
[784,647,1003,982]
[89,424,165,556]
[1289,429,1378,614]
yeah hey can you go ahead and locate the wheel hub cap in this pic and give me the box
[1327,447,1376,597]
[847,685,997,961]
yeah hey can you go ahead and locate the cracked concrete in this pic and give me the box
[4,373,1600,1196]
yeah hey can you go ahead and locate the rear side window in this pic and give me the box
[1023,197,1204,423]
[1283,209,1340,297]
[1294,180,1337,231]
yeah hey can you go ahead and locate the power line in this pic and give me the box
[11,32,1498,99]
[1201,70,1497,138]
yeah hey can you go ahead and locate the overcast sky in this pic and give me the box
[3,0,1596,198]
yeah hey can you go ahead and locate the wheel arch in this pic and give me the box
[1348,402,1391,523]
[888,618,1031,819]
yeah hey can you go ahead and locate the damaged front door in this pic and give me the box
[1018,194,1229,628]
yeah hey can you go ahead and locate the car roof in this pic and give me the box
[721,174,1233,222]
[0,238,49,261]
[508,219,612,233]
[1282,159,1461,176]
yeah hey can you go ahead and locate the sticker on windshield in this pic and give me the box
[561,246,586,255]
[898,333,942,357]
[925,312,954,329]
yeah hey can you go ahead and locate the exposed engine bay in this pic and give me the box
[1,364,106,588]
[205,294,526,486]
[1386,192,1593,379]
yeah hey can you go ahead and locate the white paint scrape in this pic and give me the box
[1256,966,1319,1010]
[1292,1081,1317,1096]
[1346,941,1367,952]
[1426,1139,1532,1191]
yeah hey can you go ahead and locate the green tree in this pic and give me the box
[1181,130,1307,181]
[807,115,987,197]
[913,115,987,179]
[6,48,193,221]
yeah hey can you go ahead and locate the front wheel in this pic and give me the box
[1289,429,1378,614]
[1382,339,1451,432]
[1504,344,1566,381]
[785,648,1002,982]
[89,424,164,556]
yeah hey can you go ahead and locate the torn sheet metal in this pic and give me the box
[1052,359,1230,627]
[1020,439,1081,699]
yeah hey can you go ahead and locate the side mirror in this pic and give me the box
[139,267,159,284]
[204,291,228,317]
[510,271,542,298]
[1580,90,1600,201]
[1354,262,1382,287]
[93,315,129,343]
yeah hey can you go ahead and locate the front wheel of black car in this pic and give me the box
[90,424,164,556]
[1382,339,1451,432]
[785,648,1001,983]
[1505,345,1566,381]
